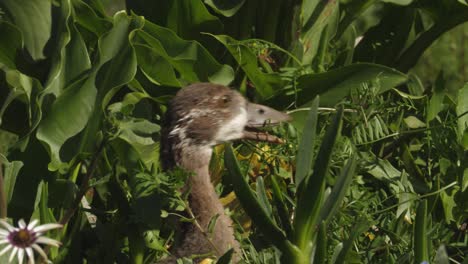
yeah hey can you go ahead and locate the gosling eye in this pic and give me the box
[258,108,265,114]
[221,95,230,103]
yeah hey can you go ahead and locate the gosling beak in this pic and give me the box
[243,103,291,143]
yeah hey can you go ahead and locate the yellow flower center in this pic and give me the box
[10,229,35,248]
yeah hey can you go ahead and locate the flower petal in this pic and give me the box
[0,244,12,256]
[0,229,9,236]
[26,247,35,264]
[17,248,24,264]
[0,220,15,232]
[9,246,18,263]
[32,223,62,233]
[18,219,26,229]
[27,220,39,230]
[32,244,47,263]
[35,236,61,247]
[0,239,9,245]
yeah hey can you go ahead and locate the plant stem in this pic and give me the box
[0,160,6,218]
[58,140,106,226]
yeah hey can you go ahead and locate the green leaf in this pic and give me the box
[36,12,140,171]
[463,168,468,192]
[456,83,468,149]
[404,116,426,129]
[294,107,343,253]
[72,0,112,36]
[334,218,372,264]
[0,70,42,132]
[295,96,319,186]
[0,155,23,205]
[354,5,415,66]
[427,72,446,121]
[381,0,414,5]
[313,221,327,264]
[210,34,286,99]
[300,0,339,65]
[440,189,457,224]
[256,176,273,218]
[319,155,357,223]
[288,63,407,107]
[414,200,429,263]
[395,1,468,71]
[43,0,91,97]
[48,179,78,209]
[434,245,449,264]
[217,248,234,264]
[0,21,22,69]
[127,0,223,40]
[1,0,51,60]
[270,175,292,235]
[132,22,234,86]
[31,181,57,226]
[204,0,246,17]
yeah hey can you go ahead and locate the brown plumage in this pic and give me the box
[160,83,290,262]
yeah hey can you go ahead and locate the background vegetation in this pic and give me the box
[0,0,467,263]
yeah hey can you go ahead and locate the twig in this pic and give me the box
[58,140,106,225]
[242,131,285,144]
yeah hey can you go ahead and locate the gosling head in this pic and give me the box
[161,83,291,170]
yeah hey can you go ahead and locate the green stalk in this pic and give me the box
[0,160,6,218]
[414,200,429,263]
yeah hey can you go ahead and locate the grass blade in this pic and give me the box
[313,221,328,264]
[256,176,273,218]
[270,175,293,236]
[319,154,357,223]
[295,96,319,186]
[414,200,429,263]
[294,106,344,251]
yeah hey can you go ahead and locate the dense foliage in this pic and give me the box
[0,0,467,263]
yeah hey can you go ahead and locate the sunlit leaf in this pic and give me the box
[0,22,22,69]
[283,63,407,107]
[204,0,245,17]
[1,0,51,60]
[210,34,286,99]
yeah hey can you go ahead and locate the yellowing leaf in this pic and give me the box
[404,116,426,129]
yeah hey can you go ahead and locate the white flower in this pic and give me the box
[0,219,62,264]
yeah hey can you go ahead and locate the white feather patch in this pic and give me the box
[215,107,247,142]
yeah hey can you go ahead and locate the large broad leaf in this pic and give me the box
[0,155,23,205]
[109,94,161,169]
[8,138,50,218]
[42,0,91,97]
[204,0,246,17]
[131,22,234,87]
[354,5,415,66]
[36,12,141,171]
[277,63,407,107]
[0,22,22,69]
[126,0,222,40]
[395,1,468,71]
[300,0,339,66]
[0,70,43,133]
[1,0,51,60]
[211,34,286,99]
